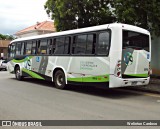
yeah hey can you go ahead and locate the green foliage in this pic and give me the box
[0,34,15,40]
[112,0,160,35]
[44,0,160,35]
[44,0,115,31]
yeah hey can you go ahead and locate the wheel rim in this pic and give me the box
[16,69,20,79]
[56,74,64,86]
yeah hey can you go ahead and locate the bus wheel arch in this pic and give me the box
[14,64,23,81]
[53,68,67,89]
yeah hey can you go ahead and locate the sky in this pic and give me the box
[0,0,50,35]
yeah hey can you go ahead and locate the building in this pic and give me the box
[15,21,56,38]
[151,36,160,76]
[0,40,10,59]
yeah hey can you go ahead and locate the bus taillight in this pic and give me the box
[148,62,152,76]
[115,60,121,78]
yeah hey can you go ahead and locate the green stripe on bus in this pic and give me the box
[12,56,33,63]
[67,75,109,82]
[125,73,148,77]
[67,77,82,82]
[22,68,45,80]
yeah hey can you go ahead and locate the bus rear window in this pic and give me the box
[123,30,149,52]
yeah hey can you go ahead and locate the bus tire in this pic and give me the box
[54,70,66,89]
[15,67,23,81]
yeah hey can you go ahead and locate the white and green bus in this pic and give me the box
[7,23,151,89]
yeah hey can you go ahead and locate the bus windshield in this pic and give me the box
[123,30,149,52]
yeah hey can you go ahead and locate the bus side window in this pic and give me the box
[86,34,96,54]
[15,42,22,55]
[21,42,25,55]
[47,39,53,55]
[72,36,77,54]
[8,44,14,58]
[23,42,27,55]
[52,39,56,54]
[39,39,47,54]
[8,44,11,58]
[31,41,37,54]
[54,37,65,54]
[64,37,71,54]
[10,43,16,57]
[26,41,32,55]
[72,35,87,55]
[37,40,41,54]
[97,31,110,55]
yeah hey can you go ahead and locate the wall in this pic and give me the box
[0,40,10,59]
[17,30,55,38]
[17,31,39,38]
[0,48,8,59]
[151,36,160,76]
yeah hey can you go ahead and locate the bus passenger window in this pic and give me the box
[54,37,65,54]
[47,39,53,54]
[15,43,22,55]
[37,40,41,54]
[97,31,110,55]
[73,35,87,54]
[72,36,76,54]
[21,43,25,55]
[26,41,32,55]
[72,34,95,55]
[31,41,37,54]
[64,37,71,54]
[86,34,96,54]
[8,45,11,58]
[39,39,47,54]
[10,43,16,57]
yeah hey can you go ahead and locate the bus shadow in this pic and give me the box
[11,77,53,88]
[10,77,142,99]
[66,85,142,99]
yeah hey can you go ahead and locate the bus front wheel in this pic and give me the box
[54,70,66,89]
[15,67,23,81]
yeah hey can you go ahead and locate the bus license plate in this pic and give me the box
[131,81,137,86]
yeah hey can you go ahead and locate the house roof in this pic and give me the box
[0,40,10,47]
[15,21,56,35]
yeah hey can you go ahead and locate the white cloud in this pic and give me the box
[0,0,50,35]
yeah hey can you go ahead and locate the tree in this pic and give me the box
[44,0,115,31]
[112,0,160,35]
[45,0,160,35]
[0,34,5,40]
[0,34,15,40]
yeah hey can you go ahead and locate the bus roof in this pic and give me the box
[11,23,150,44]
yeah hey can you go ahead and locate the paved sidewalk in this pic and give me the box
[133,78,160,94]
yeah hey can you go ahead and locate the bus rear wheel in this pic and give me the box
[15,67,23,81]
[54,70,66,89]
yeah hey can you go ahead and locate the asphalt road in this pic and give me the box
[0,71,160,128]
